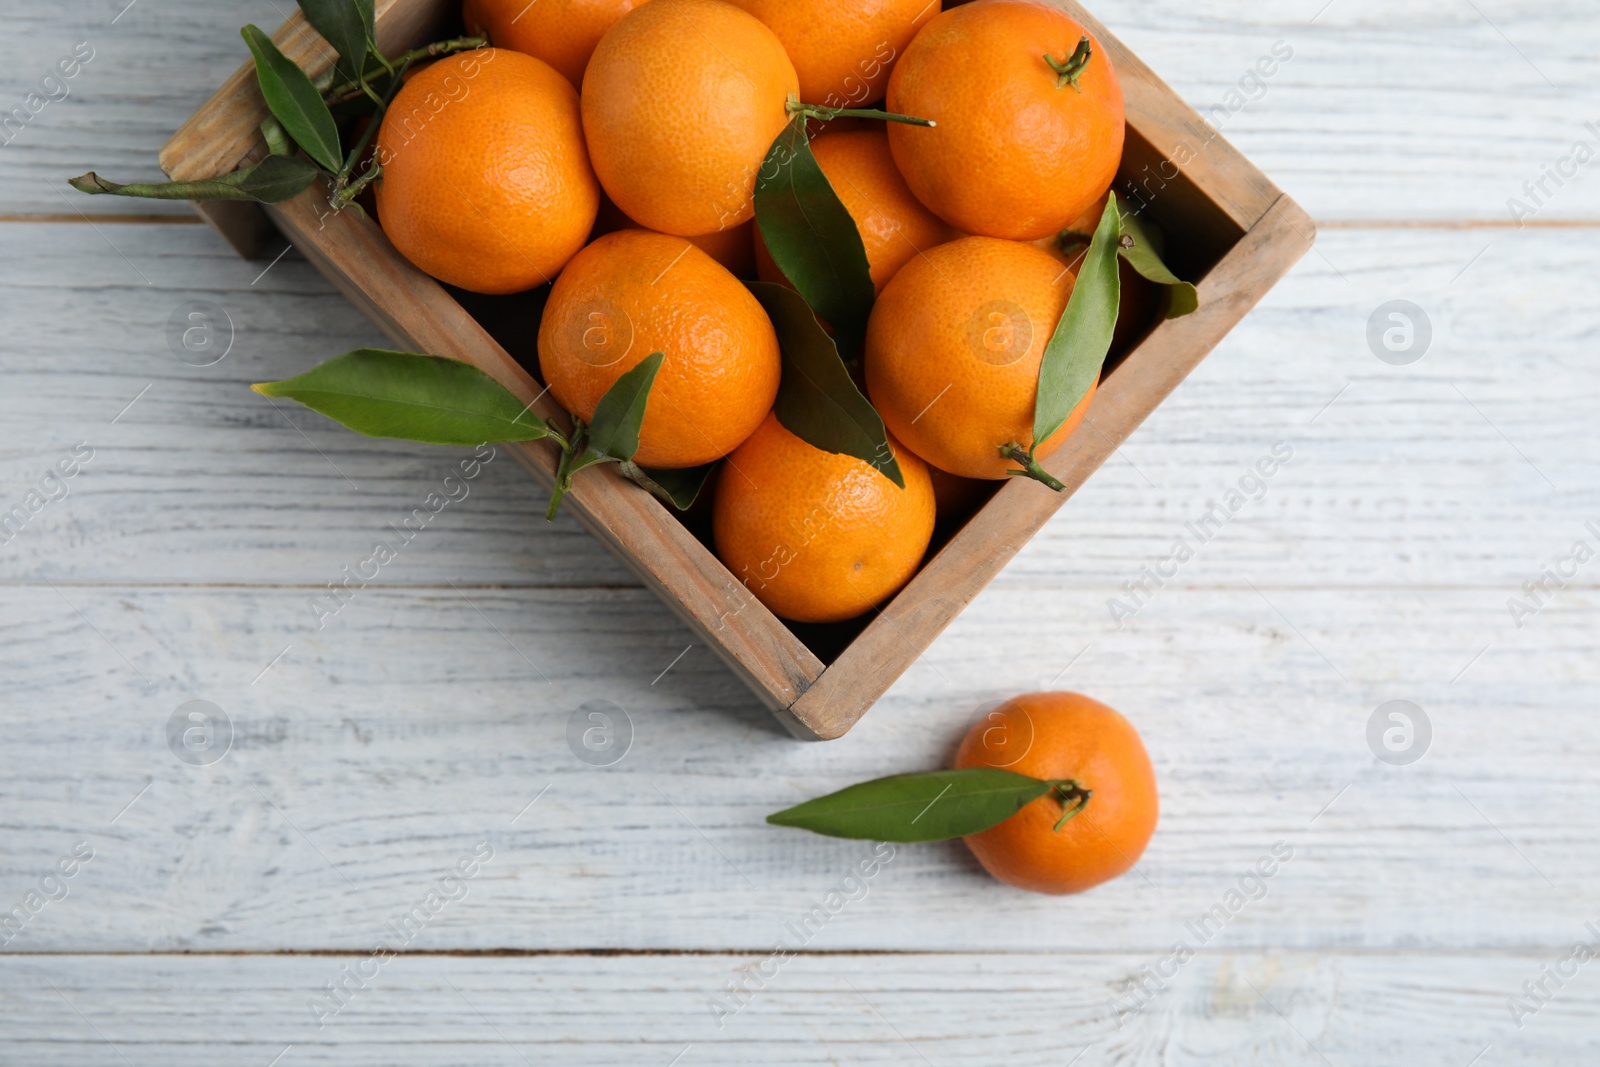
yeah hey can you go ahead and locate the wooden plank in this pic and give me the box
[5,221,1597,593]
[4,1,1598,221]
[0,581,1593,952]
[791,194,1314,737]
[0,952,1591,1064]
[0,221,633,589]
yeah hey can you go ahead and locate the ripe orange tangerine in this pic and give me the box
[864,236,1095,481]
[581,0,798,237]
[955,691,1158,895]
[373,48,598,295]
[886,0,1125,240]
[713,414,935,624]
[538,229,780,469]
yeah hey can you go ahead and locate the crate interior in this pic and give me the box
[441,155,1243,669]
[348,0,1251,670]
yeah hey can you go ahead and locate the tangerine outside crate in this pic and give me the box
[160,0,1315,740]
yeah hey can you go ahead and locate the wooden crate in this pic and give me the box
[160,0,1314,740]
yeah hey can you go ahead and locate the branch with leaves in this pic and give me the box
[251,350,707,520]
[69,0,484,208]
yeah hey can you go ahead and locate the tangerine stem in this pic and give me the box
[786,97,936,128]
[1050,780,1092,831]
[322,35,488,106]
[1044,36,1093,92]
[999,442,1066,492]
[328,160,381,212]
[545,418,587,522]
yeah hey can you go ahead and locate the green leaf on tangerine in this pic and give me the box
[754,113,876,364]
[297,0,378,85]
[1113,193,1199,319]
[572,352,663,473]
[748,281,903,489]
[252,349,552,445]
[1033,196,1121,447]
[766,768,1056,843]
[241,24,344,174]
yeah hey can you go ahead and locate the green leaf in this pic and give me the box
[620,461,715,510]
[297,0,378,85]
[235,154,324,201]
[571,353,664,473]
[754,113,876,364]
[1033,197,1121,447]
[748,281,904,489]
[252,349,553,444]
[67,155,320,204]
[766,768,1057,842]
[1114,194,1199,319]
[241,24,344,174]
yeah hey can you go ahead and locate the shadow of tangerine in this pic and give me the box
[965,299,1034,368]
[567,298,634,368]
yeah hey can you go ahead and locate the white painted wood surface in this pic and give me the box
[3,0,1598,1062]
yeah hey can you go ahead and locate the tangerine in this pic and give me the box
[538,229,780,469]
[864,235,1095,481]
[374,48,598,294]
[755,127,953,293]
[886,0,1124,240]
[462,0,646,88]
[593,192,757,277]
[955,691,1158,895]
[713,414,934,623]
[581,0,798,237]
[727,0,935,109]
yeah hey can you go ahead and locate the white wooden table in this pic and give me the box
[3,1,1597,1062]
